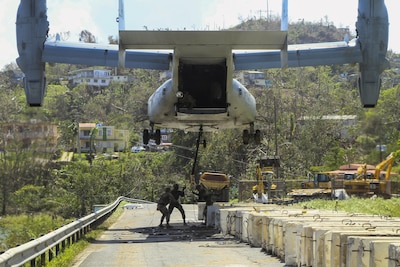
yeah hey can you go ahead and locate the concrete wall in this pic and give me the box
[209,203,400,267]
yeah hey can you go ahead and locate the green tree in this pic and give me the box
[79,30,96,43]
[13,185,46,213]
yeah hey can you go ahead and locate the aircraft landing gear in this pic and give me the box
[242,126,261,145]
[143,128,161,145]
[154,129,161,144]
[143,129,150,144]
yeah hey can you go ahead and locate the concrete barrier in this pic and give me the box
[214,204,400,267]
[388,243,400,267]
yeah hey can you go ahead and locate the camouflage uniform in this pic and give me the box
[157,187,175,228]
[168,184,186,225]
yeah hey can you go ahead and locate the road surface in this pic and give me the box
[70,203,286,267]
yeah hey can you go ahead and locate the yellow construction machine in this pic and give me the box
[288,153,395,200]
[252,158,279,203]
[287,172,333,200]
[338,153,394,198]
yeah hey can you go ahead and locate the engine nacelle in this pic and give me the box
[356,0,389,108]
[16,0,49,106]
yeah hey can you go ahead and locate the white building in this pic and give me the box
[68,69,132,88]
[236,71,271,87]
[297,115,357,138]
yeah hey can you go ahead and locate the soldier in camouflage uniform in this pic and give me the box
[157,187,175,228]
[168,184,187,225]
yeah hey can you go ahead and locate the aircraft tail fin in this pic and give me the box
[280,0,288,68]
[118,0,125,31]
[118,0,126,68]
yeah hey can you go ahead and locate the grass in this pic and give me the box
[0,214,71,250]
[45,201,127,267]
[294,197,400,217]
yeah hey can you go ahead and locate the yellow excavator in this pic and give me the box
[342,153,394,198]
[252,158,278,203]
[289,153,395,200]
[374,152,394,180]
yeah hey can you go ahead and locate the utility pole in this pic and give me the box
[75,109,81,160]
[274,96,279,180]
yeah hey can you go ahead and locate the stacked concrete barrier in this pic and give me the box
[347,236,400,266]
[214,203,400,267]
[388,243,400,267]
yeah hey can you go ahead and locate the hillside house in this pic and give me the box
[68,69,132,88]
[78,123,129,153]
[0,120,58,152]
[297,115,357,139]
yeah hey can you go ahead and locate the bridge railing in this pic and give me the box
[0,197,153,267]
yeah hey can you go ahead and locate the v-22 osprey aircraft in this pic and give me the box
[16,0,389,144]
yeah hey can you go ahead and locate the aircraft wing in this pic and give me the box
[43,35,362,72]
[119,30,287,50]
[118,30,288,66]
[234,40,362,70]
[43,41,171,70]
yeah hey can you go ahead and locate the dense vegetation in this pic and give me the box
[0,17,400,247]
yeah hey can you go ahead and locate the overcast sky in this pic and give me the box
[1,0,399,69]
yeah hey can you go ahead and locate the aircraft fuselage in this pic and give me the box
[148,78,256,132]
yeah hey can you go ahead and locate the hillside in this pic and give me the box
[231,17,351,44]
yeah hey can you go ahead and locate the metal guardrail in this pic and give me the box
[0,197,154,267]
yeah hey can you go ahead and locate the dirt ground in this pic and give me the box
[70,203,286,267]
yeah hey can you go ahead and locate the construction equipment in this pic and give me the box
[374,152,394,180]
[252,158,279,203]
[337,153,394,198]
[288,153,395,200]
[199,172,230,192]
[193,171,230,203]
[194,171,230,226]
[252,169,274,203]
[287,172,333,200]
